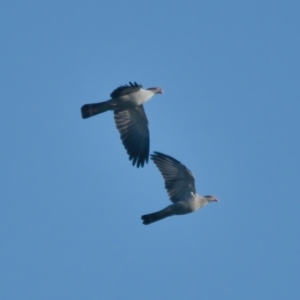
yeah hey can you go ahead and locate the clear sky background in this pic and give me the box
[1,1,299,299]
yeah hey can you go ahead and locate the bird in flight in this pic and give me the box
[142,152,218,225]
[81,82,163,168]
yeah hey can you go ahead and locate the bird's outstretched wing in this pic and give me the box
[151,152,196,203]
[114,105,149,168]
[110,82,142,98]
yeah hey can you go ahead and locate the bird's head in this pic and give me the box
[204,195,219,203]
[147,87,163,94]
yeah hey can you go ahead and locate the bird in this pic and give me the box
[81,82,163,168]
[141,152,218,225]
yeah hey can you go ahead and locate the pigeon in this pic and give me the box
[142,152,218,225]
[81,82,163,167]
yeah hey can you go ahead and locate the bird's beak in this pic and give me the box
[214,197,219,202]
[158,88,163,94]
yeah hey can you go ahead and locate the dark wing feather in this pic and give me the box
[110,82,142,98]
[114,105,149,168]
[151,152,196,203]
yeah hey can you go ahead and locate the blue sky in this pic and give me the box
[1,0,299,299]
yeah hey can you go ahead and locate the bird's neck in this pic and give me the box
[196,195,209,208]
[139,89,155,102]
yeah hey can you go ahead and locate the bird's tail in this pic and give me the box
[141,208,173,225]
[81,100,113,119]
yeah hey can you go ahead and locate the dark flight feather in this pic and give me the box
[110,82,142,98]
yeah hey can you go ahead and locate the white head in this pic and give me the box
[147,87,163,94]
[203,195,219,203]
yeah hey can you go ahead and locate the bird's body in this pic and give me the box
[81,82,162,168]
[142,152,218,225]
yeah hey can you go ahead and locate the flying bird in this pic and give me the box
[141,152,218,225]
[81,82,163,168]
